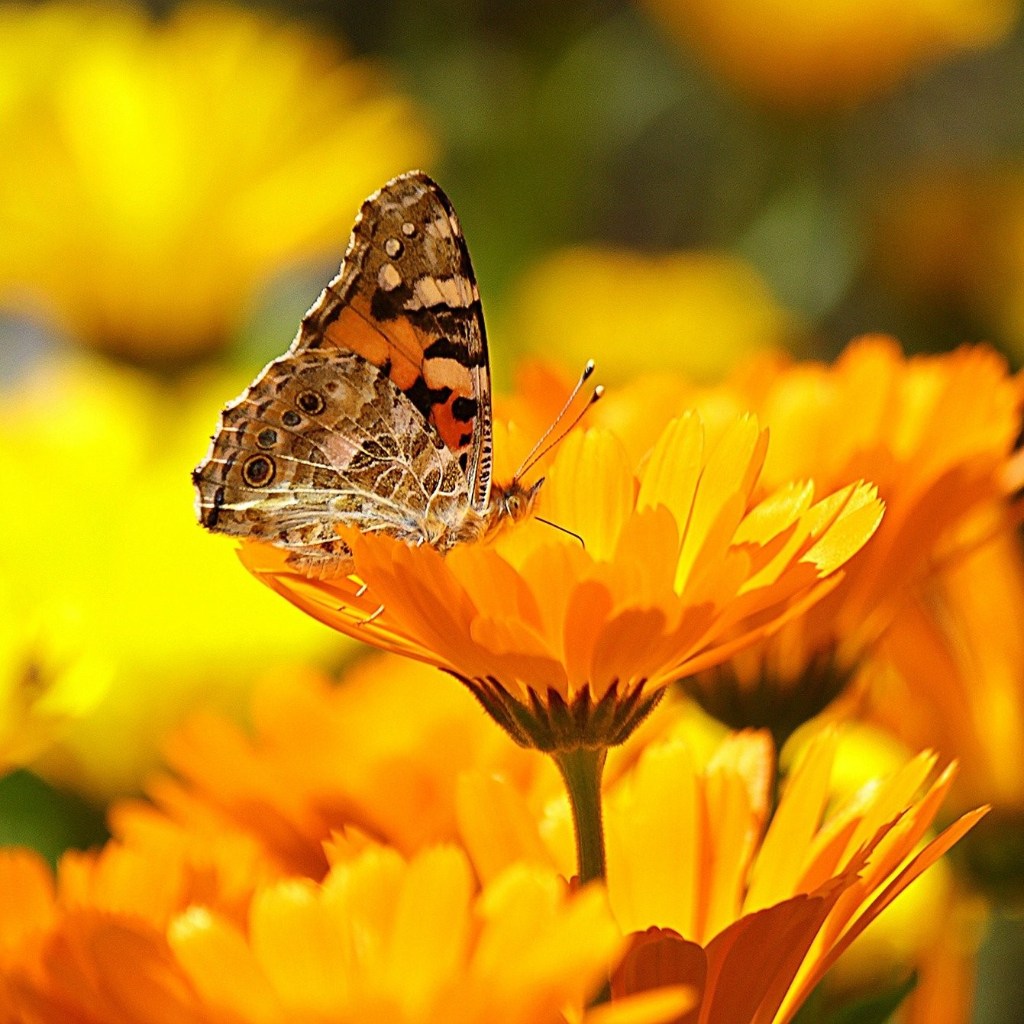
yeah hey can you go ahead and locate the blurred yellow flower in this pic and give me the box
[240,416,882,751]
[0,840,684,1024]
[682,337,1023,741]
[112,654,543,878]
[0,356,345,798]
[504,248,794,383]
[0,2,433,361]
[0,595,110,771]
[641,0,1017,109]
[459,727,984,1023]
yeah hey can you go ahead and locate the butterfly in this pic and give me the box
[194,171,579,573]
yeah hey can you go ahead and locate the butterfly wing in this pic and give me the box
[194,349,472,569]
[293,171,493,512]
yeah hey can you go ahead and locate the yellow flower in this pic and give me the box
[458,727,985,1023]
[504,248,794,383]
[0,356,345,798]
[0,2,433,361]
[0,839,687,1024]
[171,849,626,1024]
[778,723,957,1008]
[681,337,1023,741]
[640,0,1016,109]
[0,593,110,771]
[240,415,883,751]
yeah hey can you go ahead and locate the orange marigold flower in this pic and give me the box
[0,840,688,1024]
[0,835,272,1022]
[169,848,627,1024]
[240,416,883,752]
[860,527,1024,904]
[457,728,985,1023]
[864,529,1024,817]
[112,655,543,880]
[682,337,1024,743]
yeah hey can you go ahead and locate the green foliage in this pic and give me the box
[793,973,918,1024]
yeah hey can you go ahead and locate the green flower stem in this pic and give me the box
[552,745,608,886]
[554,744,612,1007]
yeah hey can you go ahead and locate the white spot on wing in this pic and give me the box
[406,275,474,310]
[378,263,403,292]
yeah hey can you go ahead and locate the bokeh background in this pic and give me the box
[3,0,1024,1020]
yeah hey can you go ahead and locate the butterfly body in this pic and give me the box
[194,171,536,572]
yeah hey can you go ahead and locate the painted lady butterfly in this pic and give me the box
[194,171,572,572]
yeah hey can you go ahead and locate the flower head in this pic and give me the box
[608,732,982,1022]
[641,0,1016,109]
[506,248,794,383]
[0,2,433,361]
[112,654,543,878]
[241,415,882,750]
[457,726,985,1023]
[679,337,1023,741]
[856,525,1024,905]
[0,840,682,1024]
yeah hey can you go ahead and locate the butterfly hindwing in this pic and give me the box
[194,349,471,569]
[294,171,493,511]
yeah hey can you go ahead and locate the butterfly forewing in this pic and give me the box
[295,172,493,511]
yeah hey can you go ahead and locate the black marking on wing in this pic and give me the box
[451,396,477,422]
[405,376,453,413]
[369,280,415,322]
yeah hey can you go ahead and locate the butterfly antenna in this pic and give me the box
[514,360,603,481]
[534,515,586,548]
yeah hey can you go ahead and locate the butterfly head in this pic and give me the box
[482,361,602,543]
[491,477,544,527]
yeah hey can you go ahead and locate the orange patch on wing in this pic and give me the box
[382,321,430,391]
[325,305,389,364]
[325,299,424,392]
[434,396,473,453]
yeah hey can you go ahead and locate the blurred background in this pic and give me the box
[2,0,1024,1020]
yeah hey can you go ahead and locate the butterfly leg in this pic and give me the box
[355,603,385,626]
